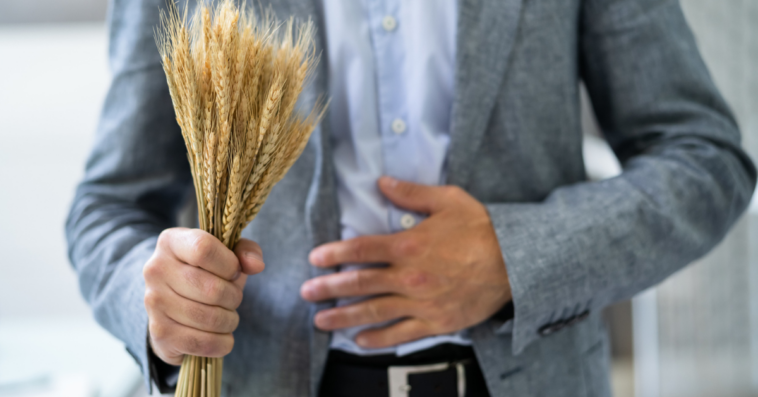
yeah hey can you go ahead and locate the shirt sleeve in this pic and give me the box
[486,0,756,355]
[65,0,192,391]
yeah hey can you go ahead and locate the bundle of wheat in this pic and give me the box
[156,1,325,395]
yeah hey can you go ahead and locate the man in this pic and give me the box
[66,0,756,395]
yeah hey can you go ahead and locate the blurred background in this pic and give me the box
[0,1,756,396]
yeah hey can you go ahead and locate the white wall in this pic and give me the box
[634,2,758,397]
[0,24,143,396]
[681,0,758,159]
[0,24,108,318]
[0,0,108,24]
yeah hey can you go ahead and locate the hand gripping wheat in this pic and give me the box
[155,1,325,395]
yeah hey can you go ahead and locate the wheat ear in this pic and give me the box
[157,2,325,394]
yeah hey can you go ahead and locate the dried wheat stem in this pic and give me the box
[158,2,324,395]
[200,365,206,397]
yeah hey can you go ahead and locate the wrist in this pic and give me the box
[146,328,181,393]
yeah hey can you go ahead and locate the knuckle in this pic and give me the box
[365,301,383,322]
[219,335,235,356]
[401,182,416,196]
[444,185,465,202]
[181,266,203,294]
[142,259,161,282]
[445,185,463,196]
[202,277,224,302]
[401,269,430,290]
[350,271,366,293]
[229,287,244,309]
[350,239,367,262]
[157,228,175,249]
[149,320,168,341]
[189,232,216,264]
[186,302,208,325]
[144,288,161,310]
[229,311,240,331]
[206,310,225,331]
[394,235,423,257]
[203,308,236,333]
[184,333,233,357]
[181,334,208,356]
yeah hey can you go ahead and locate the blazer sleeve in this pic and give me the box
[486,0,756,355]
[65,0,191,390]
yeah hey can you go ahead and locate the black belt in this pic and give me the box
[319,344,490,397]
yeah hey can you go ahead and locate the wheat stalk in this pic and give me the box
[156,1,325,395]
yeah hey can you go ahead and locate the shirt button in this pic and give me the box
[382,15,397,32]
[400,214,416,229]
[391,119,406,134]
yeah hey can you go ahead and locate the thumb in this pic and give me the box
[234,238,266,276]
[378,176,447,214]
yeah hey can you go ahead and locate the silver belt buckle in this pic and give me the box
[387,361,466,397]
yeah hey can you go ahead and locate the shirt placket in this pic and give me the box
[365,0,421,233]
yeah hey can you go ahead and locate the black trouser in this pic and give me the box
[319,344,491,397]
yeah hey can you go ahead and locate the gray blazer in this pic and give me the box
[66,0,756,395]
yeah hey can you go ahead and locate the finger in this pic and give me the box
[355,318,433,349]
[160,228,241,281]
[146,285,240,334]
[167,260,243,310]
[232,273,248,291]
[301,268,398,301]
[234,238,265,275]
[378,176,451,214]
[309,235,396,267]
[313,296,413,331]
[149,313,235,363]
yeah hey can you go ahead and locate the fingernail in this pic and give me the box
[355,335,369,347]
[309,249,324,266]
[315,312,331,328]
[243,251,263,263]
[244,250,263,262]
[231,269,241,281]
[301,283,315,299]
[381,176,398,189]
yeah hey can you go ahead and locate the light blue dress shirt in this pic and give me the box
[322,0,471,356]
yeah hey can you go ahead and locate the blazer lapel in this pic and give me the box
[266,0,339,253]
[446,0,525,188]
[275,0,525,393]
[281,1,342,395]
